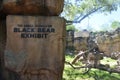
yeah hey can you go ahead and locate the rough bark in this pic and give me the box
[1,0,64,15]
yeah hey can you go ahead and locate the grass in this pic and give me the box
[63,55,120,80]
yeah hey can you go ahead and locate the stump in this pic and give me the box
[5,15,66,80]
[1,0,64,15]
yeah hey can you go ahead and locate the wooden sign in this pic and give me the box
[5,15,66,80]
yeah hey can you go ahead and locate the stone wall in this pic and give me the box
[69,28,120,58]
[96,29,120,58]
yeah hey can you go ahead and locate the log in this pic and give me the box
[66,61,120,74]
[1,0,64,15]
[5,15,66,80]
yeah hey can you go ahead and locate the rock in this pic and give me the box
[5,15,66,80]
[1,0,64,15]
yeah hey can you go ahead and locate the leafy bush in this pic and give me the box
[63,55,120,80]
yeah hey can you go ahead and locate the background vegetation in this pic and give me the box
[61,0,120,31]
[62,0,120,79]
[63,55,120,80]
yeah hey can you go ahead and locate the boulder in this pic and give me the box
[5,15,66,80]
[1,0,64,15]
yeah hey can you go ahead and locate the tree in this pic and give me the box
[61,0,120,25]
[111,21,120,29]
[66,25,79,31]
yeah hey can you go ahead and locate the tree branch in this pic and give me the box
[65,61,120,74]
[66,7,103,25]
[65,61,90,69]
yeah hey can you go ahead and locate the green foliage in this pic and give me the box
[101,57,117,68]
[62,0,120,22]
[63,55,120,80]
[66,25,77,31]
[66,25,75,30]
[111,21,120,29]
